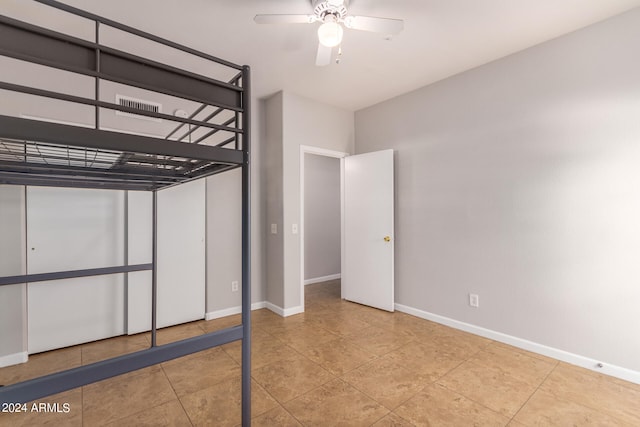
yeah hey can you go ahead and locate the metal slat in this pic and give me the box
[0,326,244,404]
[0,116,243,165]
[0,264,152,287]
[0,17,242,109]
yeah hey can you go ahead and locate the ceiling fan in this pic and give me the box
[254,0,404,66]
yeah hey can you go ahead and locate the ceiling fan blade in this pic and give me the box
[315,42,332,66]
[343,16,404,34]
[254,14,316,24]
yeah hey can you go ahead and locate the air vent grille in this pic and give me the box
[115,95,162,122]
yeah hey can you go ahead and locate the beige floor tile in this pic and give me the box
[368,313,438,340]
[394,383,510,426]
[469,342,556,384]
[384,341,465,382]
[251,308,283,323]
[269,323,339,352]
[152,321,207,346]
[371,412,416,426]
[249,405,302,427]
[422,325,492,359]
[222,336,301,371]
[341,357,427,410]
[253,311,311,334]
[104,399,192,426]
[437,361,538,417]
[0,346,82,385]
[81,333,149,365]
[0,388,82,427]
[82,366,177,426]
[540,363,640,425]
[305,313,372,336]
[284,379,389,426]
[161,347,241,397]
[604,374,640,394]
[491,341,560,365]
[201,314,242,333]
[513,388,623,426]
[346,303,397,319]
[4,281,638,427]
[252,354,334,403]
[301,337,377,376]
[345,325,415,356]
[180,378,278,426]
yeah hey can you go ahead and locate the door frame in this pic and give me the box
[299,145,349,310]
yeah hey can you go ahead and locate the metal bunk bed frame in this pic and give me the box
[0,1,252,424]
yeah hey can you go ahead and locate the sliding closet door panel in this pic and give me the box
[0,185,27,364]
[126,191,152,334]
[126,271,152,334]
[26,187,126,353]
[27,187,125,273]
[28,275,125,353]
[127,191,152,265]
[157,179,206,328]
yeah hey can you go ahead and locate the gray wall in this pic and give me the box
[304,154,341,281]
[206,169,241,313]
[264,91,353,311]
[355,8,640,372]
[282,92,354,310]
[0,185,27,364]
[206,95,266,314]
[264,93,285,308]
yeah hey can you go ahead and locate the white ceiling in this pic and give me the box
[46,0,640,110]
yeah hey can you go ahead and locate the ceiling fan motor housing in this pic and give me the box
[312,0,349,22]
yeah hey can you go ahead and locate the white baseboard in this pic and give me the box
[395,303,640,385]
[304,274,341,285]
[205,301,267,321]
[0,351,28,368]
[265,302,304,317]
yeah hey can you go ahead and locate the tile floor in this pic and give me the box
[1,280,639,426]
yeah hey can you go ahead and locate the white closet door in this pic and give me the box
[127,181,206,333]
[126,191,153,335]
[27,187,126,353]
[156,179,206,328]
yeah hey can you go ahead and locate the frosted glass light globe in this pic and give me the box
[318,21,343,47]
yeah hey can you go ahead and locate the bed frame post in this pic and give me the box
[241,65,252,427]
[151,189,158,347]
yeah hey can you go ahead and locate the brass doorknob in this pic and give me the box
[384,236,391,242]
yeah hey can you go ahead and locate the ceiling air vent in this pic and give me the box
[115,94,162,122]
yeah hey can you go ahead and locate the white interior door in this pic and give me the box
[342,149,394,311]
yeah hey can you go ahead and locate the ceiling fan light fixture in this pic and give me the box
[318,21,343,47]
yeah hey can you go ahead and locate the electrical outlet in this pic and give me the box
[231,281,239,292]
[270,223,277,234]
[469,293,479,308]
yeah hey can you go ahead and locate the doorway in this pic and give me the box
[299,146,348,310]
